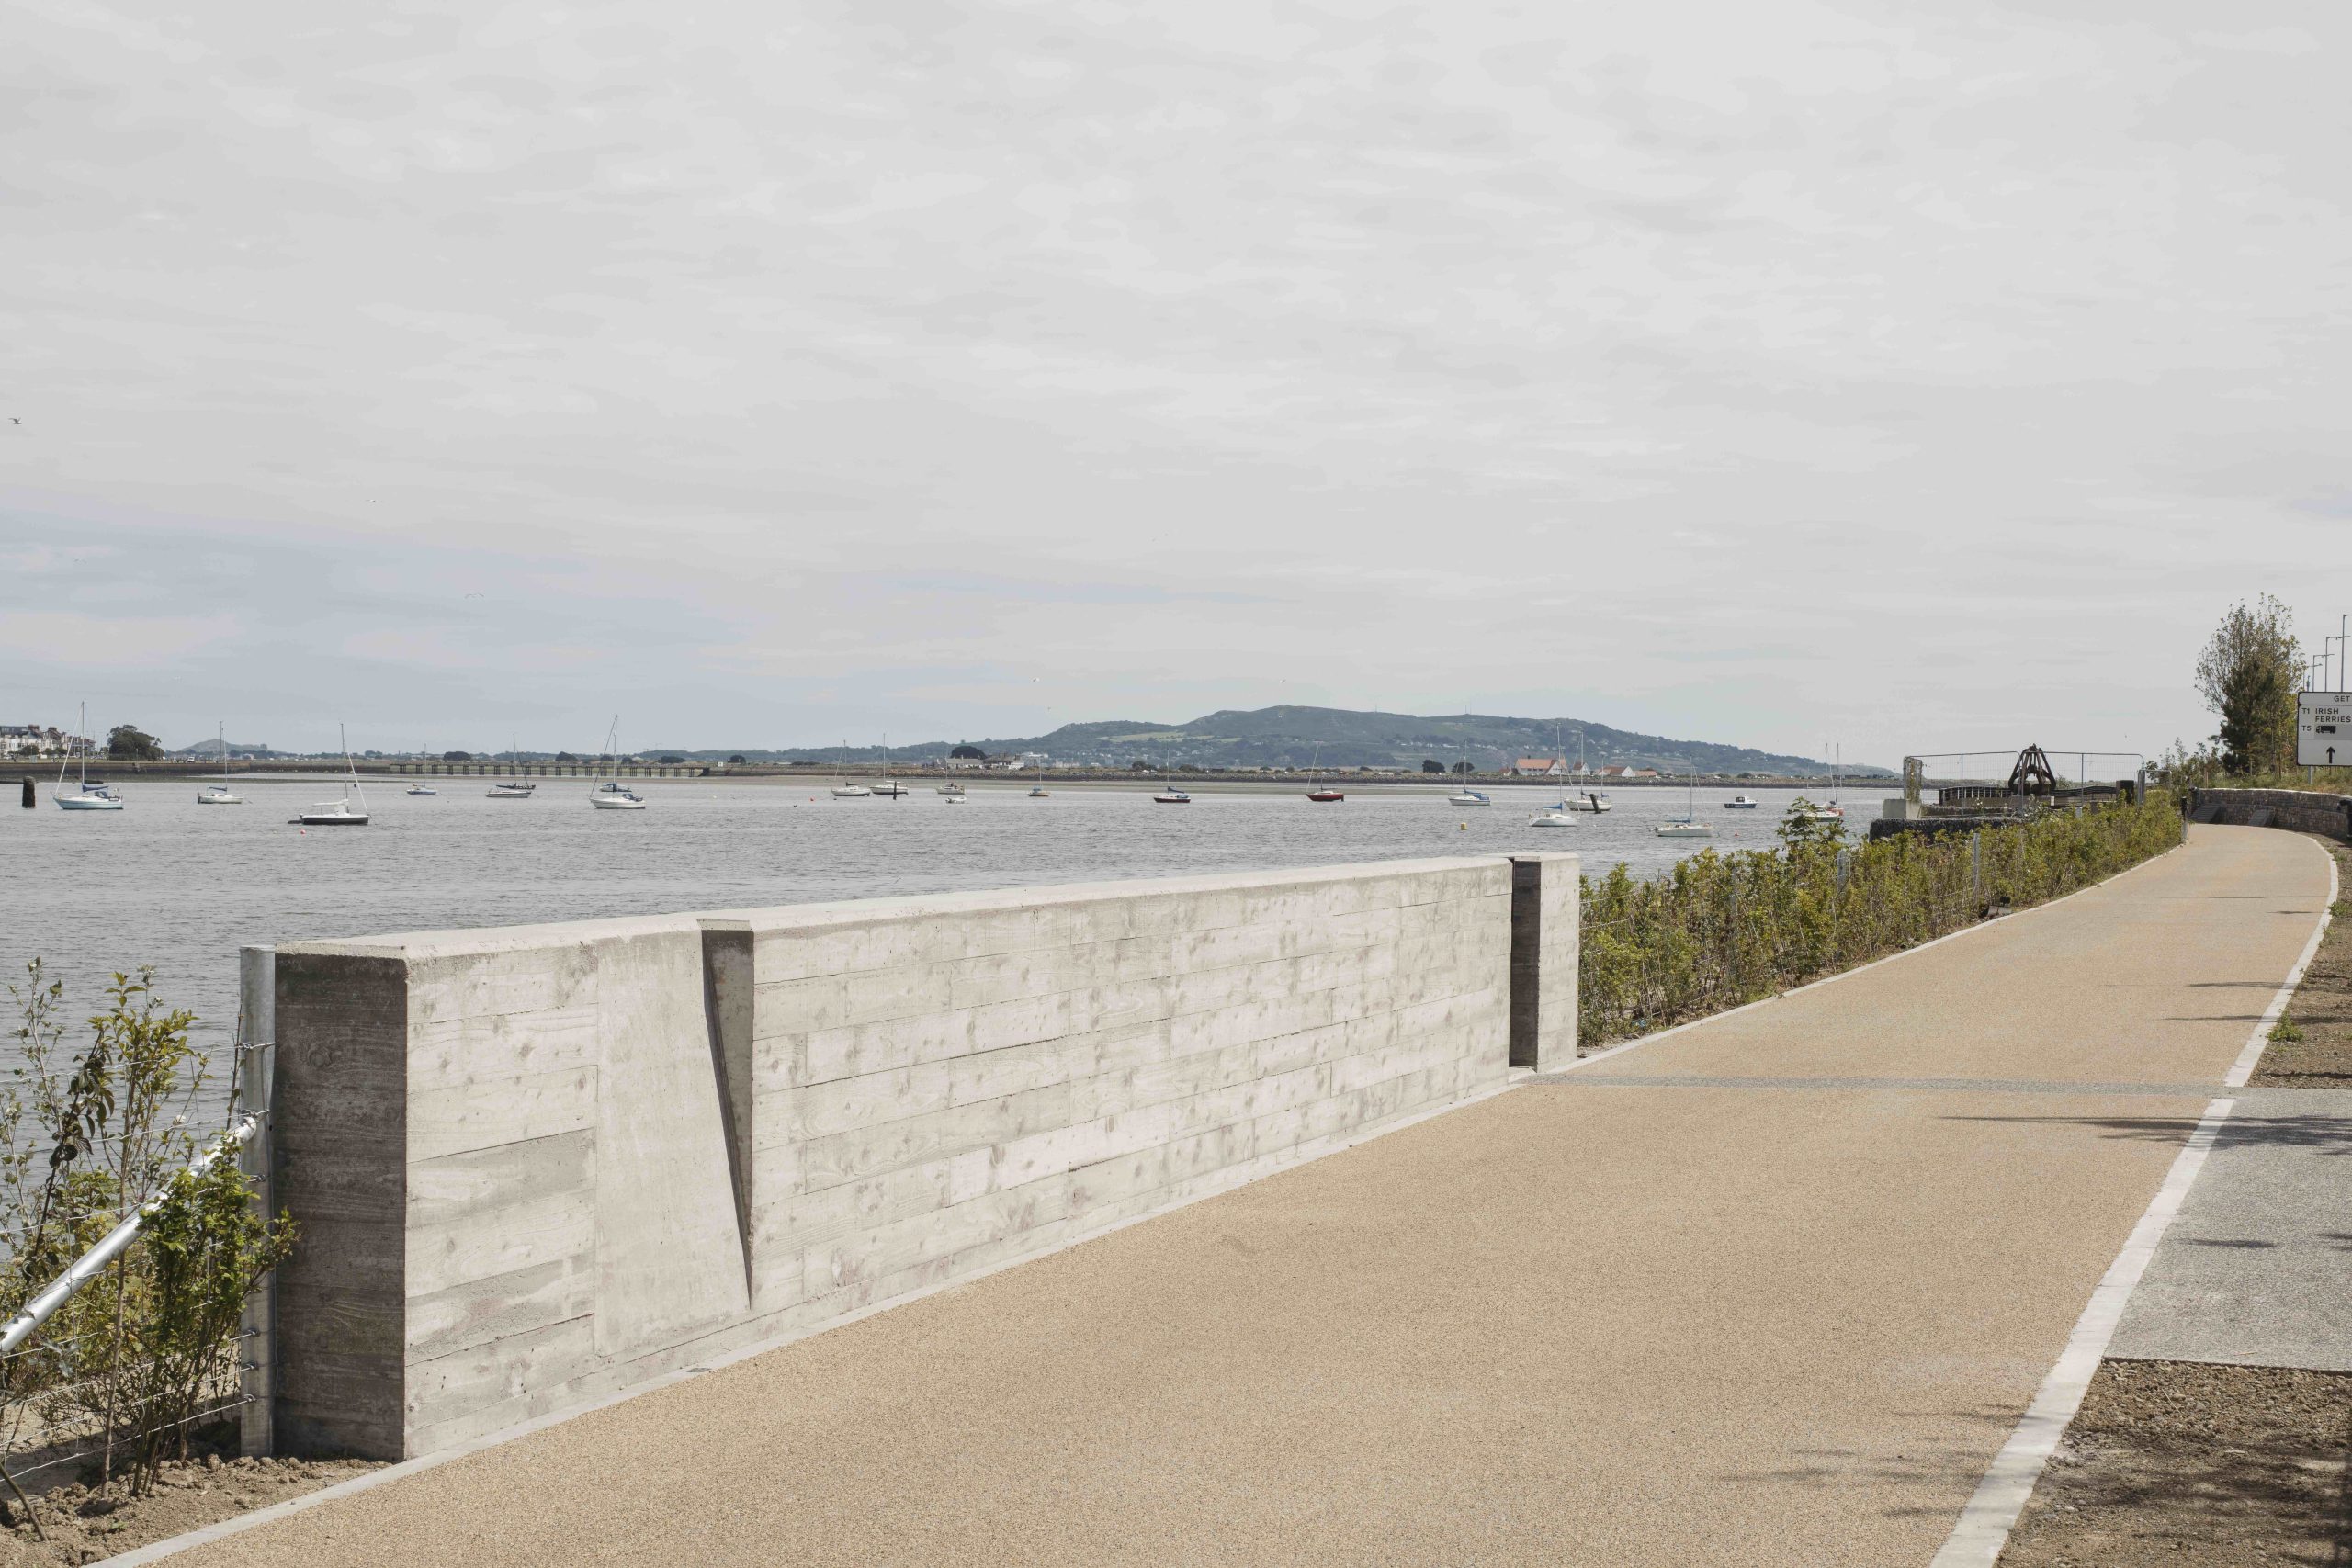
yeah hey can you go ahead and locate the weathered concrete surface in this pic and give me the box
[180,826,2324,1566]
[2188,785,2352,842]
[2107,1086,2352,1371]
[271,857,1519,1458]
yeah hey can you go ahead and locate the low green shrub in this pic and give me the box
[1,964,294,1522]
[1579,793,2185,1047]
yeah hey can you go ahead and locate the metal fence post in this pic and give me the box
[1971,831,1983,908]
[238,945,277,1458]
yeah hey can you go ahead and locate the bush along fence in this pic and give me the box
[0,963,293,1538]
[1578,793,2187,1049]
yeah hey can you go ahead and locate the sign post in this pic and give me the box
[2298,693,2352,769]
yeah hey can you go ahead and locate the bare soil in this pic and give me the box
[2000,1359,2352,1566]
[2250,838,2352,1088]
[0,1448,378,1566]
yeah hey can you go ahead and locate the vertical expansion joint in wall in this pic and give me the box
[698,922,756,1296]
[1508,858,1542,1069]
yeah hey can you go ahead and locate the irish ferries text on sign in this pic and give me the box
[2299,693,2352,768]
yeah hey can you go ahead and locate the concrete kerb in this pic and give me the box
[1928,829,2336,1568]
[91,1073,1530,1568]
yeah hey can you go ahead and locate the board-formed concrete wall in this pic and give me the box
[269,854,1577,1459]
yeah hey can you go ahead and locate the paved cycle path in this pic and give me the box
[157,826,2330,1568]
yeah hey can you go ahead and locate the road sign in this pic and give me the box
[2299,692,2352,768]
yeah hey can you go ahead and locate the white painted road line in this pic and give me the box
[1932,830,2336,1568]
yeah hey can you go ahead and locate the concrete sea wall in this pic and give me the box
[2188,787,2352,841]
[269,853,1578,1459]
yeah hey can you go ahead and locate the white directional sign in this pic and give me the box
[2300,692,2352,768]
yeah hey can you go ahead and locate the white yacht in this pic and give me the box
[1786,746,1845,820]
[197,724,243,804]
[1655,779,1713,839]
[487,737,536,798]
[872,781,909,798]
[406,784,438,796]
[1726,795,1760,810]
[53,705,124,811]
[1528,807,1577,828]
[831,782,872,798]
[1153,788,1192,804]
[1447,787,1491,807]
[1566,790,1612,813]
[296,727,369,826]
[935,781,967,796]
[590,716,648,809]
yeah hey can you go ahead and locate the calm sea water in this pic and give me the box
[1,775,1875,1097]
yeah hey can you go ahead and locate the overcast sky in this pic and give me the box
[4,0,2346,763]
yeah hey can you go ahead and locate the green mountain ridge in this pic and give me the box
[657,706,1890,776]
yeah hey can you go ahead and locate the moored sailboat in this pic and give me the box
[197,723,243,804]
[590,716,647,809]
[53,705,123,811]
[294,726,369,826]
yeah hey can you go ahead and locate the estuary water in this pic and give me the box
[0,776,1874,1089]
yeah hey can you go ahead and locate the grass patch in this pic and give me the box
[2270,1015,2305,1043]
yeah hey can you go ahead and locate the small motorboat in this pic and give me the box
[591,782,647,810]
[1153,788,1192,805]
[1447,788,1491,807]
[935,782,966,795]
[407,784,438,796]
[1786,801,1845,821]
[944,793,968,806]
[1725,795,1760,809]
[1528,808,1577,828]
[1028,785,1050,797]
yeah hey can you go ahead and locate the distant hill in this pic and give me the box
[654,706,1888,777]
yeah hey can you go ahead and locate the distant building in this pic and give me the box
[1510,757,1566,776]
[1597,764,1660,780]
[1,724,69,758]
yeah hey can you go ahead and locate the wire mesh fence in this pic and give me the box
[1577,794,2187,1049]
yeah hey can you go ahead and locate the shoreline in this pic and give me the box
[8,761,1894,790]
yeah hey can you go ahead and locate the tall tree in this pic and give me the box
[2194,595,2301,774]
[105,725,161,761]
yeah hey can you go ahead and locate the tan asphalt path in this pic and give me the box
[170,826,2331,1568]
